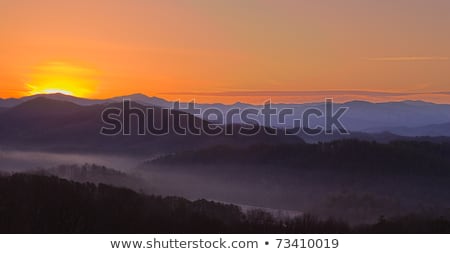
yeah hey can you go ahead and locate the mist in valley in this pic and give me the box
[0,150,142,173]
[2,147,449,225]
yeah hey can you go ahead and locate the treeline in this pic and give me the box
[31,164,153,194]
[151,140,450,176]
[0,173,449,233]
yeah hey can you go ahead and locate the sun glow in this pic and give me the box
[27,85,74,96]
[26,62,98,98]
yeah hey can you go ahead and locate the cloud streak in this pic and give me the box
[162,90,450,97]
[159,90,450,104]
[367,56,449,62]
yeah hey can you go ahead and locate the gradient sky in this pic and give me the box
[1,0,449,103]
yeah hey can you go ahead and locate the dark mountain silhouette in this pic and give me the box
[0,97,299,155]
[150,140,450,176]
[297,130,450,143]
[0,93,107,107]
[3,97,83,116]
[298,130,404,143]
[365,122,450,137]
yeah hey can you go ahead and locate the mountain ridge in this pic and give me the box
[2,92,449,107]
[2,93,450,137]
[0,97,300,155]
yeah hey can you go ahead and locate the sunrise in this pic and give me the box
[1,0,450,252]
[24,61,97,97]
[1,0,450,103]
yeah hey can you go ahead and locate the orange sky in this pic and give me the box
[1,0,449,103]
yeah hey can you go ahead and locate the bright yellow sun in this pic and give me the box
[27,61,98,98]
[27,86,75,96]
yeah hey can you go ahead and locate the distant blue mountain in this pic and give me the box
[365,122,450,137]
[2,93,450,137]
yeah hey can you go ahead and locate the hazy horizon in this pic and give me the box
[2,90,450,105]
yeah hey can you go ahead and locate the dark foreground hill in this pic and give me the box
[151,139,450,176]
[0,173,449,233]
